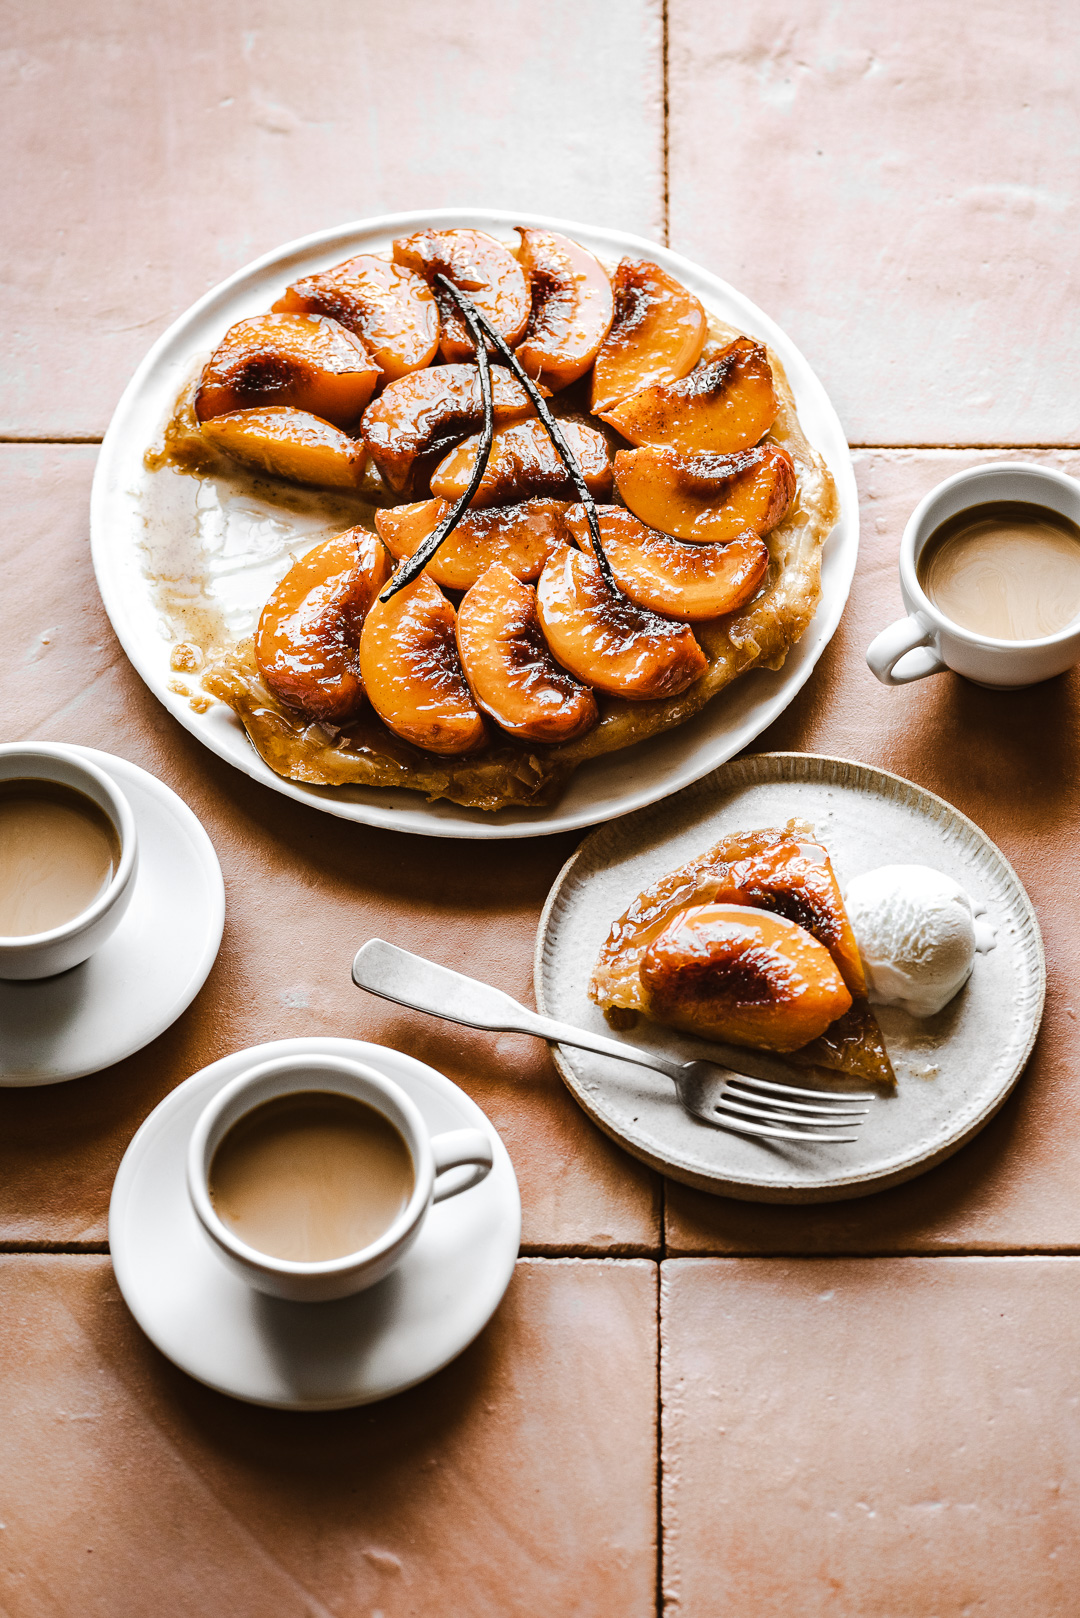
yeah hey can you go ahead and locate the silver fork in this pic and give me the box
[351,939,875,1145]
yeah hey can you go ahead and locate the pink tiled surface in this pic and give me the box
[3,4,1080,1613]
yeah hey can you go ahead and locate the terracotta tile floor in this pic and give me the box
[3,4,1080,1612]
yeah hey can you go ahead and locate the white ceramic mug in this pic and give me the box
[187,1053,495,1302]
[866,462,1080,689]
[0,743,139,981]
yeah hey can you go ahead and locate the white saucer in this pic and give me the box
[0,747,224,1085]
[109,1037,521,1409]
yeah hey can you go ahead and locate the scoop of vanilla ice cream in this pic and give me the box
[843,865,978,1017]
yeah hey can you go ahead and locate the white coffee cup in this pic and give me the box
[186,1053,495,1303]
[0,742,139,981]
[866,462,1080,689]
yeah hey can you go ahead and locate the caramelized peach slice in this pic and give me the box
[393,229,530,362]
[590,259,707,415]
[456,564,598,744]
[359,574,486,754]
[200,406,368,489]
[600,336,778,454]
[254,527,390,723]
[195,314,379,428]
[535,546,706,700]
[273,255,439,383]
[360,364,533,494]
[513,229,614,392]
[566,504,768,621]
[614,443,796,543]
[431,419,612,508]
[640,903,853,1053]
[376,497,572,591]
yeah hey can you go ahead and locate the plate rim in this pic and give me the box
[533,750,1046,1203]
[108,1034,522,1409]
[90,206,858,841]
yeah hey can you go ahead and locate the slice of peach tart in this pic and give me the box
[150,225,838,811]
[590,821,896,1087]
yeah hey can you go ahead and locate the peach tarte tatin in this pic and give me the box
[149,224,839,811]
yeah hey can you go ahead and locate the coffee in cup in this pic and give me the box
[0,779,122,938]
[916,501,1080,642]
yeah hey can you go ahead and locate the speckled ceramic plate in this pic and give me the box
[90,208,857,840]
[535,753,1045,1202]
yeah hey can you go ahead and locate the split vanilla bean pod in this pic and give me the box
[378,280,495,602]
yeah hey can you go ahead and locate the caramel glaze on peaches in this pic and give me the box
[639,903,853,1054]
[614,442,797,543]
[255,527,390,724]
[431,418,612,508]
[600,336,778,455]
[195,313,380,429]
[360,364,534,494]
[536,545,707,700]
[513,229,614,393]
[590,259,707,415]
[376,497,573,592]
[273,255,440,383]
[358,573,487,755]
[456,564,598,744]
[566,504,769,622]
[199,405,368,489]
[393,229,530,363]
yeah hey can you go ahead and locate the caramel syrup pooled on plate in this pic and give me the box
[917,501,1080,641]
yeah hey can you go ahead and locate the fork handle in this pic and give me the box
[351,939,686,1082]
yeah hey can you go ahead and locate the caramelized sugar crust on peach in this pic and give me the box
[566,504,769,622]
[456,564,599,744]
[536,546,707,700]
[199,406,369,489]
[255,527,390,723]
[358,574,487,755]
[195,314,380,429]
[360,364,534,494]
[590,259,707,415]
[393,229,530,363]
[599,336,778,455]
[273,255,440,382]
[614,441,796,542]
[431,419,612,508]
[376,497,573,591]
[514,229,614,393]
[640,903,853,1053]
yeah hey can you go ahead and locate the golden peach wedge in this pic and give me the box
[566,504,769,621]
[199,406,368,489]
[360,363,533,494]
[359,573,486,755]
[273,255,439,382]
[194,313,380,429]
[536,545,707,700]
[254,526,390,724]
[613,442,796,543]
[513,228,614,392]
[456,564,598,744]
[639,903,853,1053]
[590,259,707,415]
[431,419,612,508]
[375,497,573,591]
[393,228,530,362]
[599,335,778,454]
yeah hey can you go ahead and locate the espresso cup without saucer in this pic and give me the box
[866,462,1080,689]
[186,1052,495,1303]
[0,742,139,981]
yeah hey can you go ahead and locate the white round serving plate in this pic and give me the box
[0,748,224,1086]
[535,753,1045,1203]
[91,208,858,840]
[109,1037,521,1409]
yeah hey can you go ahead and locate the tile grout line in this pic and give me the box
[660,0,670,249]
[655,1257,664,1618]
[9,1244,1080,1259]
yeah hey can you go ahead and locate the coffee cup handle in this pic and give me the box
[866,614,949,685]
[430,1129,494,1203]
